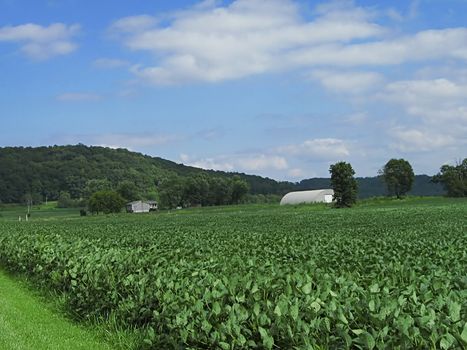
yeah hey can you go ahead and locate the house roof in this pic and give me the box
[127,200,157,205]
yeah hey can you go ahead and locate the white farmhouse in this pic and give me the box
[126,200,158,213]
[280,189,334,205]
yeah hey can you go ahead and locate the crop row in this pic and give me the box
[0,204,466,349]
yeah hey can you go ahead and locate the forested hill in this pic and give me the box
[0,145,443,203]
[0,145,291,203]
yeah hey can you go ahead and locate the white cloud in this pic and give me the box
[390,128,459,152]
[278,138,350,159]
[377,77,467,153]
[93,58,129,69]
[110,15,157,33]
[310,70,384,94]
[56,93,102,102]
[180,153,288,172]
[0,23,80,59]
[289,28,467,67]
[382,78,467,123]
[113,0,385,84]
[109,0,467,85]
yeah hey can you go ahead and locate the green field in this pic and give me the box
[0,198,466,349]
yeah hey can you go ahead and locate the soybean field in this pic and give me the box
[0,199,466,349]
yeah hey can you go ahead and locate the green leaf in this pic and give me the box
[253,303,260,317]
[201,320,212,333]
[351,329,364,335]
[461,322,467,344]
[212,301,221,316]
[448,301,461,322]
[219,342,230,350]
[369,284,380,293]
[258,327,274,350]
[369,300,375,312]
[440,333,455,349]
[363,332,375,350]
[310,301,321,312]
[302,282,312,295]
[274,304,282,317]
[290,303,299,321]
[338,311,348,325]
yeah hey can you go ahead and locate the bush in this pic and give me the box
[88,190,125,214]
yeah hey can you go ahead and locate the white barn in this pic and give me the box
[126,200,158,213]
[280,189,334,205]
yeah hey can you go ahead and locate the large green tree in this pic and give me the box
[432,158,467,197]
[380,158,415,198]
[88,190,125,214]
[231,175,249,204]
[117,180,140,202]
[329,161,358,208]
[158,175,186,209]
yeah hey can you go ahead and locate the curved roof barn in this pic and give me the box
[280,189,334,205]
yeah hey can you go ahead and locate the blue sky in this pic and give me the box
[1,0,466,180]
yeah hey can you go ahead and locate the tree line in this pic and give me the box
[329,158,466,208]
[0,146,464,211]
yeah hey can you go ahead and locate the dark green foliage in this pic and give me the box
[158,174,250,209]
[0,145,446,205]
[57,191,84,208]
[116,181,140,202]
[83,179,112,199]
[432,158,467,197]
[88,191,125,214]
[158,176,186,209]
[298,175,444,198]
[330,162,358,207]
[57,191,72,208]
[231,175,250,204]
[381,159,415,198]
[0,202,466,349]
[0,145,278,204]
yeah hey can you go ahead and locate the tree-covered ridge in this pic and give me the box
[0,145,286,204]
[0,145,444,204]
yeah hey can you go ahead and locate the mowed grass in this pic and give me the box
[0,269,113,350]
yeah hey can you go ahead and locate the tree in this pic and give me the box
[329,161,358,208]
[83,179,112,199]
[158,176,185,209]
[57,191,72,208]
[88,190,125,214]
[117,180,140,202]
[208,177,232,206]
[380,158,415,198]
[432,158,467,197]
[183,175,209,207]
[230,176,249,204]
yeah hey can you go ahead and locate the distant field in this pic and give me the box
[0,197,466,349]
[0,201,81,221]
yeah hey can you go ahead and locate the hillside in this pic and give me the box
[0,145,443,203]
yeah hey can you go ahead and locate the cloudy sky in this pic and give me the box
[1,0,466,180]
